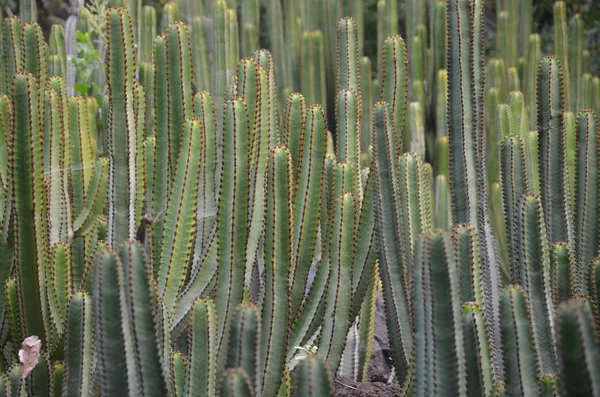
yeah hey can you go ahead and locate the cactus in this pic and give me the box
[557,299,600,395]
[0,2,599,397]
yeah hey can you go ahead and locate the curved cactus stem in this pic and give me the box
[158,118,203,313]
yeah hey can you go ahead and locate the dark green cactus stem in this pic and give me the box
[335,89,361,197]
[454,225,484,307]
[10,73,45,340]
[539,375,559,397]
[520,194,557,375]
[227,303,260,391]
[500,135,527,284]
[372,101,412,379]
[291,354,333,397]
[23,23,47,93]
[219,369,255,397]
[462,303,494,397]
[574,110,599,292]
[106,7,141,247]
[537,56,568,244]
[552,243,575,304]
[557,299,600,395]
[380,35,408,151]
[64,292,93,397]
[94,248,129,396]
[500,286,540,397]
[282,93,306,174]
[360,57,373,152]
[186,298,217,397]
[412,230,467,396]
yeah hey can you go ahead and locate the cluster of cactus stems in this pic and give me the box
[0,0,599,396]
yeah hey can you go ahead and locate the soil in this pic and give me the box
[333,378,401,397]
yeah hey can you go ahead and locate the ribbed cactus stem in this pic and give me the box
[537,56,568,244]
[291,354,333,396]
[500,286,540,397]
[557,299,600,395]
[553,2,570,112]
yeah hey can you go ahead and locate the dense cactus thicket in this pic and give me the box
[0,0,599,396]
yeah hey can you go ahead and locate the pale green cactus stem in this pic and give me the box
[191,17,210,93]
[434,175,452,230]
[371,102,412,379]
[216,98,250,366]
[380,35,408,152]
[497,11,516,68]
[105,7,142,247]
[489,59,507,102]
[539,375,559,397]
[160,2,180,32]
[23,23,47,93]
[435,70,448,141]
[185,298,218,397]
[157,118,203,314]
[430,1,446,110]
[453,225,485,309]
[337,18,360,94]
[520,194,557,375]
[220,369,255,397]
[500,286,540,397]
[557,299,600,395]
[553,2,570,110]
[509,91,529,137]
[19,0,36,22]
[525,34,541,130]
[406,102,425,159]
[412,230,467,396]
[260,147,292,397]
[291,354,333,396]
[507,67,520,93]
[140,6,156,63]
[301,31,327,113]
[360,57,373,152]
[335,89,362,199]
[282,93,306,175]
[288,106,328,356]
[227,303,260,391]
[2,18,23,95]
[319,191,355,372]
[569,14,584,112]
[523,130,541,195]
[581,73,593,110]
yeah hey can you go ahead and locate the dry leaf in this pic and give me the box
[19,335,41,377]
